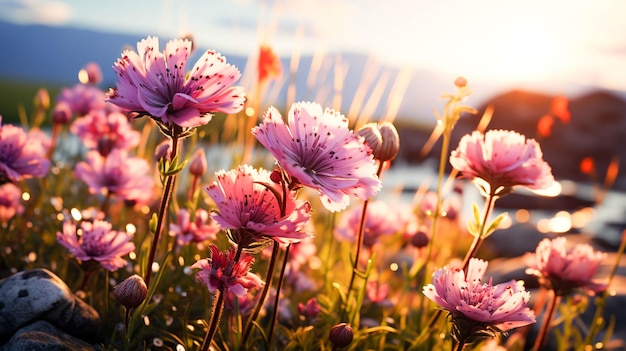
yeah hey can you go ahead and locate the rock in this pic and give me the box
[0,269,101,345]
[0,320,101,351]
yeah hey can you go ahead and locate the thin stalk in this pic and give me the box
[461,189,497,271]
[267,244,291,345]
[144,126,181,287]
[533,289,560,351]
[240,241,280,349]
[201,287,225,351]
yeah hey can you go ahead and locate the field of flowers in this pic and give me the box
[0,35,624,351]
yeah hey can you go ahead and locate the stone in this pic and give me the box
[0,269,101,345]
[0,320,101,351]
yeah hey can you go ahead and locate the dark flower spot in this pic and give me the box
[18,289,29,298]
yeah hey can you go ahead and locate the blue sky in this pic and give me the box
[1,0,625,93]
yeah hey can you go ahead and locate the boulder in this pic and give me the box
[0,320,102,351]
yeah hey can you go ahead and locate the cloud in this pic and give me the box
[0,0,72,25]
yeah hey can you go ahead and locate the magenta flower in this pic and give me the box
[70,110,140,152]
[56,83,114,117]
[252,102,381,212]
[169,208,220,246]
[0,117,50,183]
[0,183,23,222]
[450,130,554,197]
[192,244,263,297]
[525,237,607,295]
[206,164,312,245]
[423,258,535,332]
[107,36,245,129]
[56,219,135,271]
[75,149,154,203]
[334,201,410,248]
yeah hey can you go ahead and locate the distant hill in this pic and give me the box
[1,20,625,126]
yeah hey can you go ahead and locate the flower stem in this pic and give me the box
[201,287,225,351]
[240,241,280,349]
[461,189,497,271]
[144,126,180,288]
[533,289,560,351]
[267,244,291,345]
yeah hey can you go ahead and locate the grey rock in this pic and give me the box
[0,269,100,344]
[0,320,101,351]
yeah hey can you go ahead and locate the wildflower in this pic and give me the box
[329,323,354,348]
[113,274,148,309]
[334,201,408,249]
[56,83,113,117]
[107,36,245,129]
[56,219,135,271]
[298,297,321,320]
[0,117,50,183]
[525,237,607,295]
[252,102,381,212]
[192,244,263,297]
[52,101,73,125]
[154,139,172,162]
[169,208,220,246]
[75,149,154,203]
[34,88,50,110]
[0,183,23,222]
[258,44,282,85]
[366,279,390,304]
[423,258,535,336]
[450,129,554,197]
[70,110,140,153]
[206,164,312,246]
[409,229,430,249]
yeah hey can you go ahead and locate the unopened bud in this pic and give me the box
[97,136,115,157]
[113,274,148,309]
[410,230,430,249]
[356,123,382,156]
[189,148,207,177]
[454,76,467,88]
[52,102,72,125]
[329,323,353,348]
[377,122,400,161]
[154,140,172,162]
[298,297,321,319]
[34,88,50,110]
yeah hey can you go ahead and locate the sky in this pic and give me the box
[1,0,625,94]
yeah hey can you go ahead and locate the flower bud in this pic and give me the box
[454,76,467,88]
[34,88,50,110]
[298,297,321,319]
[78,62,103,85]
[329,323,353,348]
[189,148,207,177]
[154,140,172,162]
[97,136,115,157]
[356,123,382,156]
[113,274,148,309]
[52,102,72,125]
[377,122,400,161]
[410,230,429,249]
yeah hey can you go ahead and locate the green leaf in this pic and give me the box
[482,212,508,238]
[472,203,482,228]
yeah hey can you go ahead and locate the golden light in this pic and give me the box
[78,69,89,84]
[389,262,399,272]
[21,192,31,201]
[571,207,595,229]
[125,223,137,235]
[245,107,255,117]
[515,209,530,223]
[548,211,572,233]
[70,208,82,221]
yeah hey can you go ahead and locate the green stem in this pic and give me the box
[533,289,560,351]
[201,287,225,351]
[240,241,280,349]
[267,244,291,345]
[144,126,181,287]
[461,190,497,271]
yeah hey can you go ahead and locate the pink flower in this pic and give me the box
[107,36,245,129]
[366,279,390,304]
[70,110,140,154]
[169,208,220,246]
[79,62,103,85]
[206,164,312,245]
[298,297,321,320]
[525,237,607,295]
[0,117,50,182]
[0,183,23,222]
[423,258,535,332]
[75,149,154,203]
[192,244,263,296]
[56,219,135,271]
[450,130,554,196]
[334,201,410,248]
[252,102,381,212]
[56,84,115,117]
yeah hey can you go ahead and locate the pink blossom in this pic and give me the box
[79,62,103,85]
[70,110,140,154]
[0,183,23,222]
[298,297,321,320]
[423,258,535,332]
[366,279,390,304]
[75,149,154,203]
[525,237,607,295]
[0,117,50,182]
[192,245,263,297]
[252,102,381,212]
[450,130,554,196]
[56,84,115,117]
[107,36,245,129]
[334,201,410,248]
[56,219,135,271]
[169,208,220,246]
[206,164,312,245]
